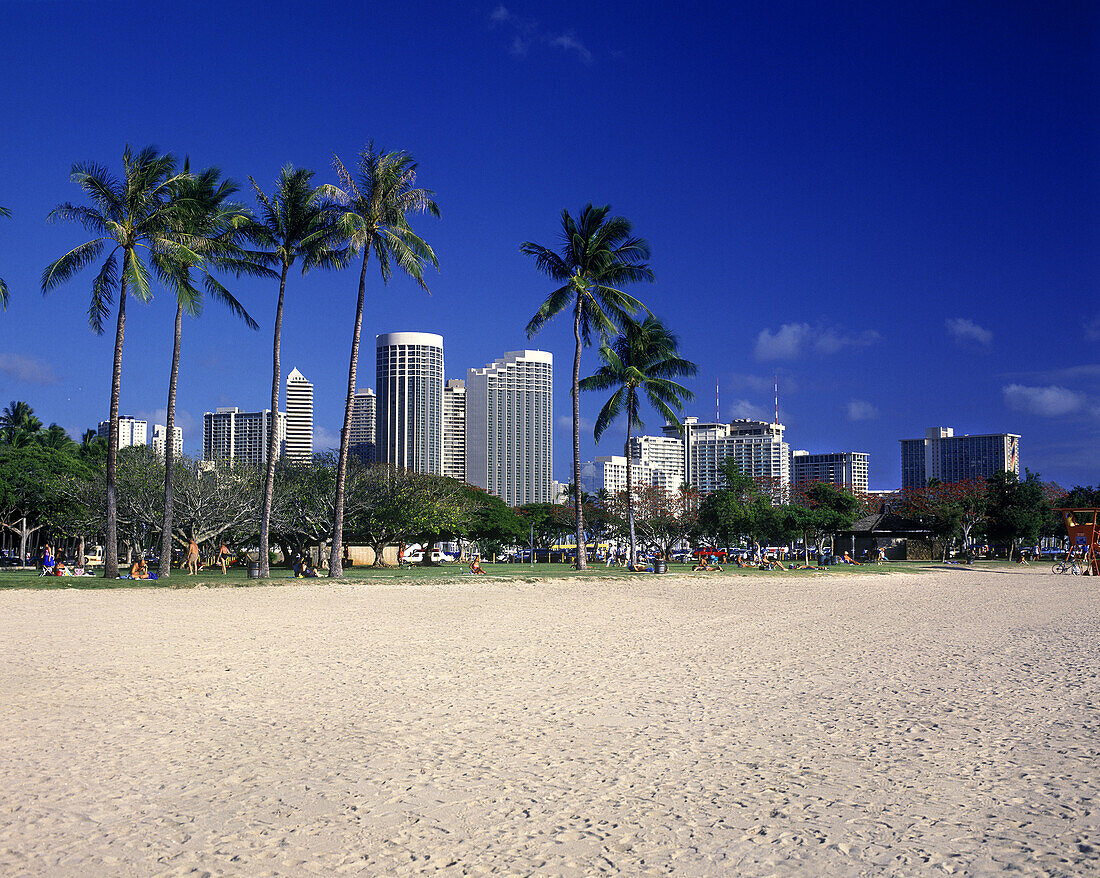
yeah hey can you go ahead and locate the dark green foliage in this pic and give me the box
[985,470,1049,555]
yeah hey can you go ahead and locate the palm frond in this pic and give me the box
[41,239,108,292]
[525,283,572,337]
[88,251,119,334]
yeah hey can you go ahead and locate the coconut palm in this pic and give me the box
[247,166,346,578]
[322,143,440,578]
[38,424,79,454]
[42,145,189,578]
[154,164,265,579]
[522,204,654,568]
[0,400,42,445]
[0,205,11,309]
[580,315,696,567]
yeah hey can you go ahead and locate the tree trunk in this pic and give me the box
[260,263,290,578]
[572,299,586,569]
[625,406,636,568]
[104,255,130,579]
[330,250,370,578]
[158,301,183,579]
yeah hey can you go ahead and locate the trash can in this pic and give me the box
[248,561,260,579]
[654,558,668,574]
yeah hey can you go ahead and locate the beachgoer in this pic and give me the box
[40,544,55,575]
[217,542,231,574]
[302,556,318,578]
[130,556,150,579]
[186,538,200,575]
[470,557,486,575]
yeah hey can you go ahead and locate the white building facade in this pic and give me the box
[284,367,313,462]
[98,416,148,450]
[662,417,790,496]
[465,350,553,506]
[202,407,286,466]
[442,379,466,481]
[151,424,183,460]
[349,388,377,462]
[376,332,444,474]
[900,426,1020,489]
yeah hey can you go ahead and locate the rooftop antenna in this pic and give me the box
[716,378,720,423]
[774,374,779,425]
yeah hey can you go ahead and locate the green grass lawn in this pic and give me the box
[0,558,991,590]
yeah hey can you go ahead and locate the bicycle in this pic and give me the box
[1052,559,1081,575]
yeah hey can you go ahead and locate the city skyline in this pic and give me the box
[0,3,1093,491]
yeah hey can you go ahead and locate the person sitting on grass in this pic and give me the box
[130,556,150,580]
[301,556,319,578]
[761,556,784,571]
[841,551,861,566]
[470,556,486,575]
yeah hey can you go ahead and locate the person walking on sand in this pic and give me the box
[217,541,231,575]
[186,538,200,575]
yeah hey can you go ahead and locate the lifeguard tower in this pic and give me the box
[1058,508,1100,576]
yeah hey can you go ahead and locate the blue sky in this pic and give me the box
[0,0,1095,490]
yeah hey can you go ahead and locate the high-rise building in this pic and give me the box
[900,427,1020,489]
[465,350,553,505]
[663,417,789,496]
[443,379,467,481]
[790,450,869,493]
[151,424,183,460]
[376,332,444,474]
[349,387,377,462]
[98,416,147,450]
[284,367,313,462]
[203,407,286,466]
[628,434,686,492]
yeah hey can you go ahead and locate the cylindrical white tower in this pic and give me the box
[375,332,444,474]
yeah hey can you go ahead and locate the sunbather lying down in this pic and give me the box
[692,561,723,572]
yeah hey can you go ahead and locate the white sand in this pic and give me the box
[0,568,1097,877]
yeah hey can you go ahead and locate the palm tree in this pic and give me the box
[0,205,11,309]
[580,315,695,567]
[247,166,346,578]
[154,165,264,579]
[322,143,440,578]
[38,424,79,454]
[0,400,42,445]
[523,204,654,568]
[42,145,189,578]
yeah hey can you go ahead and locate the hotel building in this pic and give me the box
[151,424,183,460]
[376,332,444,474]
[349,387,377,462]
[202,407,285,466]
[900,427,1020,489]
[465,350,553,505]
[284,368,313,462]
[442,379,467,481]
[98,416,147,450]
[790,450,869,493]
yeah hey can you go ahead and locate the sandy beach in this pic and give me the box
[0,568,1096,876]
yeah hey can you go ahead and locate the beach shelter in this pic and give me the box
[1057,508,1100,576]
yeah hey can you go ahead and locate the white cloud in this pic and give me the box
[946,317,993,348]
[557,414,594,434]
[0,353,58,385]
[1002,384,1085,417]
[136,408,199,442]
[754,323,880,361]
[549,32,593,64]
[313,425,340,451]
[489,7,593,64]
[846,399,879,421]
[726,399,769,421]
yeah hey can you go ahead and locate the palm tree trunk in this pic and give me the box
[625,403,636,567]
[259,263,290,578]
[104,253,130,580]
[330,250,370,578]
[157,301,183,578]
[572,298,586,569]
